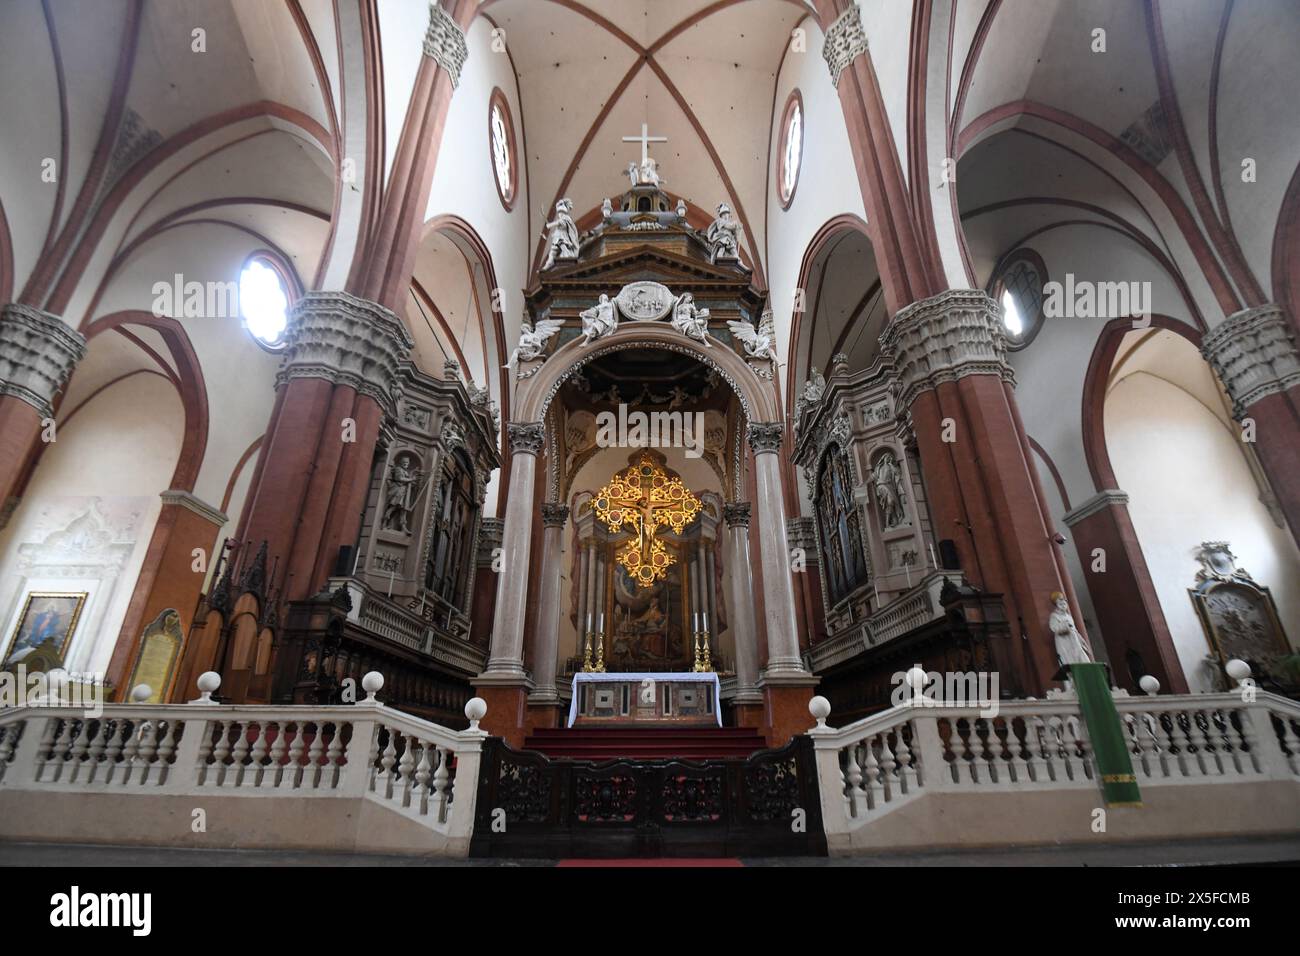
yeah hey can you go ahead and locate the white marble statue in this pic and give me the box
[872,452,907,529]
[541,198,579,270]
[625,162,640,187]
[726,309,778,361]
[670,292,712,347]
[639,157,665,186]
[1049,592,1093,667]
[579,294,618,345]
[601,197,613,219]
[803,367,826,404]
[507,315,564,367]
[706,202,741,262]
[382,453,420,534]
[675,199,687,219]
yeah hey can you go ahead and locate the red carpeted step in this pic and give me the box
[522,726,769,760]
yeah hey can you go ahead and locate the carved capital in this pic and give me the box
[880,289,1013,410]
[722,502,751,528]
[1062,489,1129,528]
[477,517,505,565]
[0,304,87,418]
[746,421,784,455]
[541,503,570,528]
[1201,304,1300,419]
[822,3,868,88]
[423,2,469,88]
[277,292,413,416]
[507,421,545,456]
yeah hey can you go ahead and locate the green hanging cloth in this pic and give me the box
[1070,662,1142,807]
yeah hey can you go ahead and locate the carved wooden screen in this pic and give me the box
[425,449,477,610]
[815,446,868,605]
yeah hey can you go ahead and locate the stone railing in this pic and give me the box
[809,571,953,672]
[0,673,489,856]
[807,677,1300,853]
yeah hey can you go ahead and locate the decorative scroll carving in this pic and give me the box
[822,3,868,88]
[1201,304,1300,418]
[0,304,87,418]
[422,2,469,88]
[507,421,545,456]
[880,289,1013,410]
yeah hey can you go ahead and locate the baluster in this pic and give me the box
[153,721,179,786]
[135,720,159,786]
[226,722,250,788]
[432,745,452,822]
[895,723,917,792]
[1170,711,1196,777]
[1064,716,1089,781]
[248,723,269,788]
[1026,716,1051,783]
[1130,713,1155,779]
[66,719,92,784]
[325,724,345,790]
[396,732,416,807]
[306,723,326,789]
[1151,711,1177,777]
[281,722,306,791]
[878,733,897,802]
[999,717,1023,784]
[1208,708,1236,775]
[1185,709,1210,776]
[268,723,287,788]
[47,719,73,782]
[34,718,59,781]
[413,739,432,815]
[842,744,864,817]
[1274,714,1300,775]
[1045,716,1072,781]
[376,726,398,799]
[103,720,128,784]
[209,720,233,787]
[861,738,881,810]
[1232,708,1265,775]
[119,721,142,786]
[85,719,112,784]
[949,718,972,785]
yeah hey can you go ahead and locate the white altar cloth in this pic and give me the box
[568,672,723,727]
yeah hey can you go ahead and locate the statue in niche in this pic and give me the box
[1049,592,1093,667]
[541,198,579,270]
[671,292,712,347]
[727,310,779,362]
[872,452,908,529]
[705,203,741,262]
[507,315,564,367]
[803,367,826,404]
[579,294,618,345]
[382,453,421,535]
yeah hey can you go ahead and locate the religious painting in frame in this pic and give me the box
[3,591,87,664]
[126,608,185,703]
[1187,542,1291,677]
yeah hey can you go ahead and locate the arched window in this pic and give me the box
[425,449,478,610]
[778,91,804,209]
[814,446,869,605]
[990,250,1048,349]
[239,257,291,350]
[488,89,517,210]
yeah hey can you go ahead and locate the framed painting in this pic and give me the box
[3,591,87,664]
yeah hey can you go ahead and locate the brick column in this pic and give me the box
[1063,490,1187,693]
[0,304,86,527]
[237,292,411,600]
[881,290,1086,694]
[1201,304,1300,548]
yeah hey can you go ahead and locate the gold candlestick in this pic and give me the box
[581,631,597,673]
[693,631,713,672]
[593,631,606,672]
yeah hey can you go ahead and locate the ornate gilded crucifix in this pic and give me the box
[593,453,702,587]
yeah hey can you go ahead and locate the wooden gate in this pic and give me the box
[468,736,827,859]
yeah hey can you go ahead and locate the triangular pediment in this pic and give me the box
[533,243,751,291]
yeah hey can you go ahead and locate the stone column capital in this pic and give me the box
[0,303,87,418]
[277,291,413,416]
[822,3,868,88]
[1201,304,1300,419]
[541,502,569,528]
[880,289,1014,409]
[722,501,751,528]
[424,2,469,88]
[506,421,545,456]
[746,421,784,455]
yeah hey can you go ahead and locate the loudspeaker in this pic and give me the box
[938,539,961,570]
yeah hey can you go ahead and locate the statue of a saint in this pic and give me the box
[382,453,420,534]
[541,198,579,270]
[803,367,826,404]
[601,197,613,219]
[639,157,665,186]
[706,203,740,262]
[579,293,618,345]
[625,162,640,187]
[872,453,907,529]
[1049,592,1093,667]
[670,292,712,346]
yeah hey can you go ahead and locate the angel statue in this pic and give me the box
[671,293,712,347]
[726,309,778,362]
[1049,592,1093,669]
[639,157,665,186]
[706,202,741,262]
[541,198,579,270]
[579,294,618,346]
[506,314,564,368]
[624,162,640,187]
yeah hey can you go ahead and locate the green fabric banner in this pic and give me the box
[1070,662,1142,807]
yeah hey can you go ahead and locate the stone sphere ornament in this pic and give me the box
[808,695,831,728]
[1138,675,1161,696]
[906,666,928,701]
[131,684,153,703]
[193,671,221,704]
[1224,659,1252,685]
[465,696,488,731]
[362,671,385,701]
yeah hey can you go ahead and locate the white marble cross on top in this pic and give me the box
[622,122,667,167]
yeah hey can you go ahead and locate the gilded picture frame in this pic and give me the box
[3,591,88,664]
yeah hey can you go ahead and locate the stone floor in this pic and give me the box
[2,835,1297,867]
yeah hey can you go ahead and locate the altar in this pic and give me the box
[568,672,722,727]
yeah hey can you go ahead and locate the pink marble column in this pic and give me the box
[723,502,761,702]
[529,503,569,703]
[747,423,807,676]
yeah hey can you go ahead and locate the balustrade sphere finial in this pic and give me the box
[362,671,385,702]
[465,697,487,731]
[131,684,153,703]
[808,695,831,728]
[906,666,928,701]
[192,671,221,705]
[1138,675,1160,696]
[1224,659,1251,686]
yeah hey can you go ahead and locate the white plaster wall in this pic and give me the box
[857,0,914,186]
[1106,372,1300,691]
[766,16,866,369]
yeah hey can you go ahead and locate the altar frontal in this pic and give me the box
[569,672,722,727]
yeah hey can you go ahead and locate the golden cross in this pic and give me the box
[593,453,701,587]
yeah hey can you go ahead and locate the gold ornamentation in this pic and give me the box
[592,452,702,587]
[692,631,713,672]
